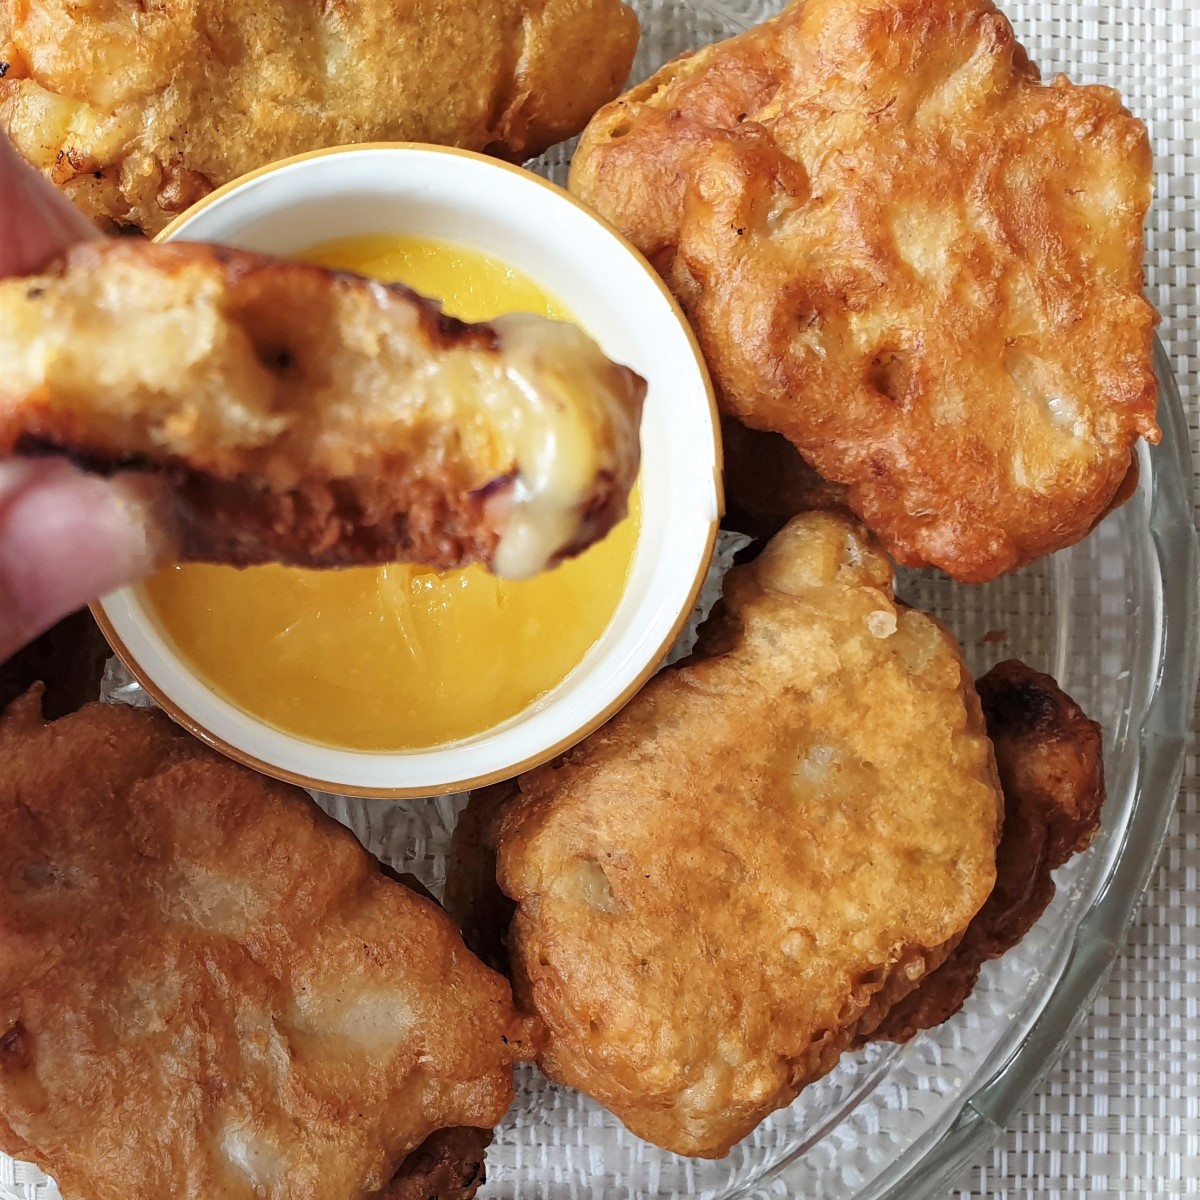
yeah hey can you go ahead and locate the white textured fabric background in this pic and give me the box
[0,5,1193,1200]
[955,2,1200,1196]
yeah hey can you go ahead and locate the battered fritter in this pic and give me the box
[0,0,640,234]
[0,240,645,578]
[448,659,1110,1061]
[481,512,1003,1157]
[0,689,537,1200]
[571,0,1158,582]
[873,659,1105,1042]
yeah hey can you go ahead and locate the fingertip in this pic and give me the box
[0,461,176,658]
[0,133,99,277]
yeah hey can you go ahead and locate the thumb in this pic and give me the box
[0,133,99,278]
[0,461,175,661]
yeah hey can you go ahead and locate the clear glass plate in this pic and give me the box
[321,357,1192,1200]
[2,3,1196,1198]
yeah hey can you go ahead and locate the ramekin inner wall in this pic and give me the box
[97,146,719,795]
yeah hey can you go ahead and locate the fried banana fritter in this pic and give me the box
[479,512,1002,1157]
[873,659,1105,1042]
[721,415,1138,545]
[0,240,645,578]
[0,0,639,235]
[571,0,1159,582]
[0,691,537,1200]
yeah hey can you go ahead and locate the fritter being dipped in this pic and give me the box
[0,0,639,235]
[458,512,1003,1157]
[571,0,1158,582]
[0,240,645,578]
[0,690,537,1200]
[872,659,1105,1042]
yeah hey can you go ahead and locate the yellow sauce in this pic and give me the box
[142,235,640,751]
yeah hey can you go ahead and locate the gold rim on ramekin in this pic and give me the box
[92,141,724,798]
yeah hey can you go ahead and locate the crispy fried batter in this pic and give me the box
[0,690,538,1200]
[872,659,1105,1042]
[0,0,639,235]
[720,414,850,539]
[571,0,1158,582]
[485,512,1002,1157]
[451,659,1110,1059]
[721,416,1138,545]
[383,1127,492,1200]
[0,240,644,578]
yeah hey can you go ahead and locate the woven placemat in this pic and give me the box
[0,5,1193,1199]
[954,1,1200,1196]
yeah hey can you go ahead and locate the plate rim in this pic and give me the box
[855,337,1200,1200]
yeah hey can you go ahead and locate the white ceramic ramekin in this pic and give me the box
[92,144,721,797]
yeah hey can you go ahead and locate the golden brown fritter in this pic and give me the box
[571,0,1159,582]
[0,689,538,1200]
[484,512,1002,1157]
[0,0,639,235]
[873,659,1105,1042]
[720,416,1139,546]
[447,660,1109,1049]
[0,240,644,578]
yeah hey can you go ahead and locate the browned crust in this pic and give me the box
[456,660,1107,1056]
[17,437,507,570]
[448,664,1104,1142]
[381,1127,493,1200]
[572,0,1159,582]
[871,659,1105,1042]
[0,688,535,1200]
[197,244,506,355]
[0,0,641,234]
[722,426,1142,546]
[720,414,852,539]
[1090,451,1141,533]
[172,462,502,570]
[0,240,640,572]
[469,514,1001,1157]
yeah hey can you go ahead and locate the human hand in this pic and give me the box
[0,136,172,660]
